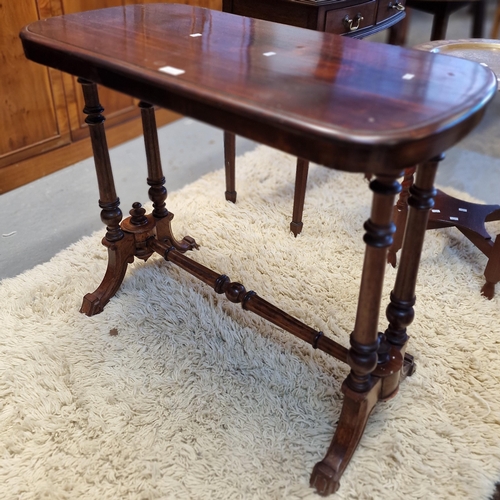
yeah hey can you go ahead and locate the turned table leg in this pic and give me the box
[384,156,440,376]
[139,102,198,252]
[78,78,135,317]
[310,173,402,496]
[80,94,199,317]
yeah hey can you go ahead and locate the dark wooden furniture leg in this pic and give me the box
[78,78,136,317]
[483,234,500,298]
[310,173,404,496]
[224,134,310,237]
[430,6,451,40]
[384,158,439,376]
[80,94,198,317]
[388,0,484,46]
[290,158,309,236]
[138,102,198,253]
[224,131,237,202]
[387,164,418,267]
[471,0,485,38]
[388,7,412,45]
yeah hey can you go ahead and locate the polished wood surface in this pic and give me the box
[20,3,496,174]
[19,4,496,496]
[61,0,142,142]
[61,0,207,142]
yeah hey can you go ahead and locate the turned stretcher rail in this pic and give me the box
[149,237,350,363]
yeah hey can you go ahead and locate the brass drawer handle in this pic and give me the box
[343,13,364,31]
[389,1,405,11]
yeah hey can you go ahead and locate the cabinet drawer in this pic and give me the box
[325,1,377,35]
[376,0,406,23]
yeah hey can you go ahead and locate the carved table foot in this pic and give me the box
[310,378,382,496]
[80,232,136,316]
[81,202,198,317]
[155,212,199,252]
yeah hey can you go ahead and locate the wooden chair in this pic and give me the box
[388,38,500,298]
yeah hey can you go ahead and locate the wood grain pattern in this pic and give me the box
[61,0,142,141]
[0,108,180,194]
[0,0,70,169]
[20,3,496,173]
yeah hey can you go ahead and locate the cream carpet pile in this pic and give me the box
[1,145,499,499]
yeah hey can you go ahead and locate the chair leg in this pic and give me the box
[491,0,500,38]
[387,7,411,45]
[471,0,485,38]
[430,10,450,41]
[482,234,500,299]
[224,131,237,202]
[387,166,417,267]
[290,158,309,236]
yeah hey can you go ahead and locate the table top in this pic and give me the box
[20,4,496,173]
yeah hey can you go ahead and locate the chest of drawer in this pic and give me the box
[324,1,377,35]
[376,0,406,23]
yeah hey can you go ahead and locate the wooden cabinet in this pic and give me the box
[0,0,222,194]
[223,0,405,39]
[0,1,70,170]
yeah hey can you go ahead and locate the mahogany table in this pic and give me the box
[20,4,496,495]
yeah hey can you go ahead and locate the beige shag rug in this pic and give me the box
[1,145,500,499]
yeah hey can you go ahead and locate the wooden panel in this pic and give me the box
[0,0,70,168]
[0,108,180,195]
